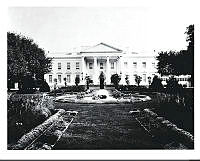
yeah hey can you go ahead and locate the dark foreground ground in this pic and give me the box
[53,103,162,149]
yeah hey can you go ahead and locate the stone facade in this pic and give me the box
[44,43,191,89]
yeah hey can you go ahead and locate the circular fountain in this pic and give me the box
[55,89,151,104]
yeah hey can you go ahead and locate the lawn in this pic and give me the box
[53,102,162,149]
[53,91,194,149]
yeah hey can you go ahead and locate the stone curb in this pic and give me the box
[11,109,66,150]
[143,108,194,149]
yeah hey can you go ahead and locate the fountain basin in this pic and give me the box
[55,89,151,104]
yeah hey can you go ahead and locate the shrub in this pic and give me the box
[51,85,85,94]
[63,78,67,87]
[39,80,50,92]
[166,76,183,95]
[125,75,130,85]
[112,90,123,98]
[135,75,142,86]
[111,74,121,89]
[149,75,164,92]
[85,76,91,89]
[118,85,148,93]
[75,76,80,86]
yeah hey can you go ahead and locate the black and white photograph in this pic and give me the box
[1,0,200,159]
[6,5,195,151]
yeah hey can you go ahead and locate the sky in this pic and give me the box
[7,3,196,54]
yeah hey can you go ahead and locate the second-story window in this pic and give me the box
[89,63,93,69]
[100,63,103,69]
[133,62,137,69]
[152,62,155,68]
[111,62,114,69]
[58,62,61,70]
[142,62,146,68]
[67,62,70,70]
[76,62,80,69]
[124,62,128,68]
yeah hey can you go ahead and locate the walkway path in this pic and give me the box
[53,102,162,149]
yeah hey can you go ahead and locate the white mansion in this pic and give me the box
[44,43,191,88]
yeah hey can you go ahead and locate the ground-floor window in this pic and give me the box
[49,75,52,83]
[76,62,80,69]
[58,75,61,83]
[142,74,146,82]
[67,74,71,83]
[67,62,70,70]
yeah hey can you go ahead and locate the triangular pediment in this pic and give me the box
[80,43,122,53]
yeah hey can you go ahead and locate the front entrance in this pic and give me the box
[99,72,105,89]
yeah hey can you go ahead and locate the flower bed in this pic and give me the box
[141,108,194,149]
[49,85,85,95]
[7,93,55,146]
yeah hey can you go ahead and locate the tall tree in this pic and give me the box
[7,32,52,90]
[156,25,194,86]
[185,24,194,86]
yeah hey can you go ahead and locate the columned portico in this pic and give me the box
[81,56,118,85]
[79,43,123,86]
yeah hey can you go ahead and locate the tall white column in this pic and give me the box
[106,56,110,84]
[93,56,98,85]
[120,56,125,85]
[117,57,120,75]
[81,56,85,84]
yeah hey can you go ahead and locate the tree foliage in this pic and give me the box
[156,25,194,86]
[7,32,52,89]
[185,24,194,50]
[156,51,178,76]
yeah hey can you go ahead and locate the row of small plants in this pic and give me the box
[49,85,85,95]
[7,93,55,145]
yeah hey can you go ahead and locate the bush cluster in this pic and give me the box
[112,90,124,99]
[118,85,148,93]
[50,85,85,94]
